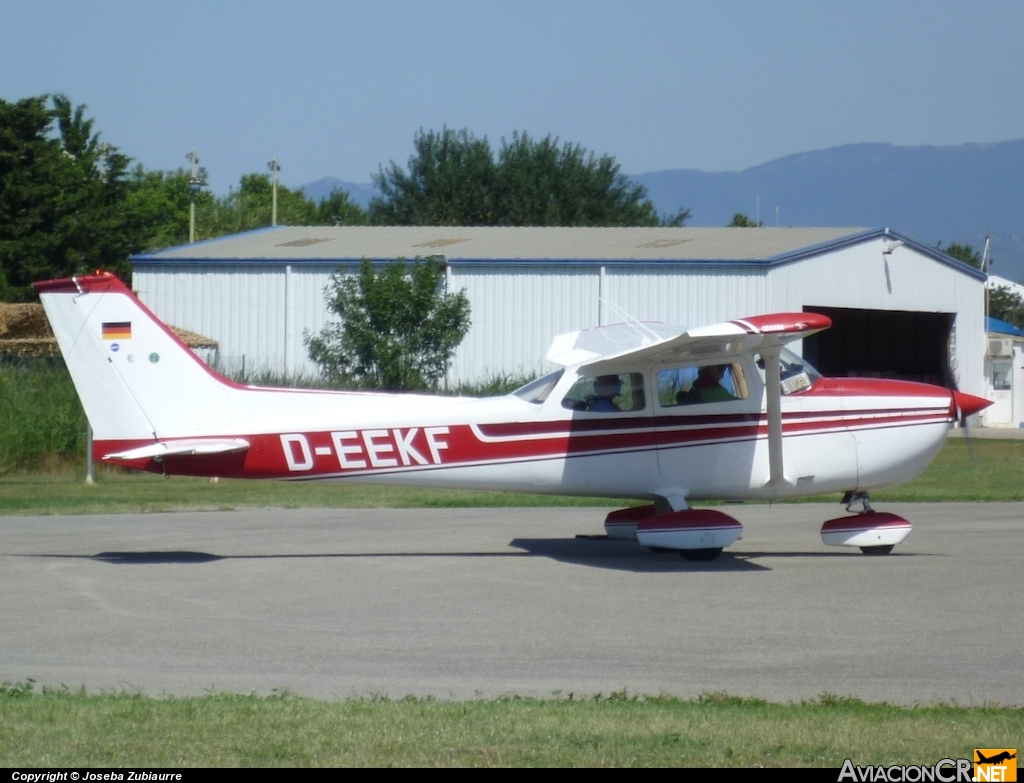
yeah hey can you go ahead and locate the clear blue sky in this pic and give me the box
[4,0,1023,195]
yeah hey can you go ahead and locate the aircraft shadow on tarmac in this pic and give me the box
[22,541,926,573]
[509,538,931,573]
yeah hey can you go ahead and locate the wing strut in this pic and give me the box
[761,347,790,491]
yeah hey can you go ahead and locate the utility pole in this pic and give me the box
[982,234,992,328]
[268,158,280,226]
[186,150,207,243]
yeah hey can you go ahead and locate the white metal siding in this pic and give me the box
[604,265,767,330]
[132,239,984,395]
[447,266,600,384]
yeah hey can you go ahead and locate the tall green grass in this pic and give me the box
[0,356,86,473]
[0,360,534,475]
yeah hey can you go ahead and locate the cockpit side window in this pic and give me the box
[657,362,750,407]
[561,372,646,413]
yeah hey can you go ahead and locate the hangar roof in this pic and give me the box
[130,225,985,280]
[135,225,866,262]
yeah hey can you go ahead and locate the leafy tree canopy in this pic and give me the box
[205,175,367,237]
[937,241,984,270]
[0,93,369,298]
[0,94,138,299]
[728,213,762,228]
[370,128,496,225]
[132,174,368,251]
[989,285,1024,329]
[369,127,683,227]
[305,257,471,391]
[936,242,1024,327]
[124,166,216,250]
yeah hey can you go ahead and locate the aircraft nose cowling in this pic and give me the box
[952,390,992,419]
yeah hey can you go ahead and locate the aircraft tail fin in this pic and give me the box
[35,273,237,442]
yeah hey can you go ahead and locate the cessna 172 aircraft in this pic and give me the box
[36,272,991,561]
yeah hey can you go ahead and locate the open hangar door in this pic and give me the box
[801,306,956,388]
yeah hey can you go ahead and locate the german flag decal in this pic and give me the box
[102,321,132,340]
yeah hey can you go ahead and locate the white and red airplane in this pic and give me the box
[36,272,991,561]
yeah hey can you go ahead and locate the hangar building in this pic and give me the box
[130,225,985,398]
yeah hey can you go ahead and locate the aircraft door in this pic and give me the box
[557,370,658,497]
[652,358,764,499]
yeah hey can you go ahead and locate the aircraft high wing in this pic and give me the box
[35,272,991,561]
[546,313,832,371]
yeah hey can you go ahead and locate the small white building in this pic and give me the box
[130,225,986,398]
[982,317,1024,428]
[982,276,1024,427]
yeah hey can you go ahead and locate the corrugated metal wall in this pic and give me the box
[132,239,983,395]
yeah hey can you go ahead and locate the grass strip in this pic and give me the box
[1,685,1020,767]
[0,470,634,515]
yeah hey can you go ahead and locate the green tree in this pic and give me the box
[494,131,659,226]
[368,127,670,227]
[0,94,142,298]
[370,128,497,225]
[305,257,471,391]
[938,242,984,270]
[0,96,56,299]
[728,213,762,227]
[660,207,692,227]
[989,285,1024,329]
[936,243,1024,327]
[313,188,369,226]
[205,174,367,237]
[122,166,217,251]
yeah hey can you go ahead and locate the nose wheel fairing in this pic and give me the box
[820,510,912,554]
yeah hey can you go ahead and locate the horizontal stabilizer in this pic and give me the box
[105,439,250,461]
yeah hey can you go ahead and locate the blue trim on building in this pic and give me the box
[129,226,987,281]
[987,316,1024,337]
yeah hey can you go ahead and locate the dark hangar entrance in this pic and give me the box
[801,306,956,388]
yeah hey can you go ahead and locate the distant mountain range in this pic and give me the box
[302,139,1024,281]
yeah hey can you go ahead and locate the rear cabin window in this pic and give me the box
[657,362,750,407]
[561,373,646,413]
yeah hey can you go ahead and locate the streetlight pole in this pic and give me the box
[186,151,207,243]
[268,158,280,226]
[187,150,199,243]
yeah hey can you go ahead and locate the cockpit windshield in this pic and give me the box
[756,349,821,395]
[778,348,821,394]
[512,370,564,404]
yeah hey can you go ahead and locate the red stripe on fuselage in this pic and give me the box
[94,401,953,480]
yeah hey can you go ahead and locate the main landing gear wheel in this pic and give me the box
[859,545,894,556]
[679,547,723,561]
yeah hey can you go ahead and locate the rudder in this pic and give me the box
[35,273,235,442]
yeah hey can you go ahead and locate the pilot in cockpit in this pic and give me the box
[587,374,623,412]
[693,365,736,402]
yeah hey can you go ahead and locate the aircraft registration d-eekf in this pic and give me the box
[36,272,991,561]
